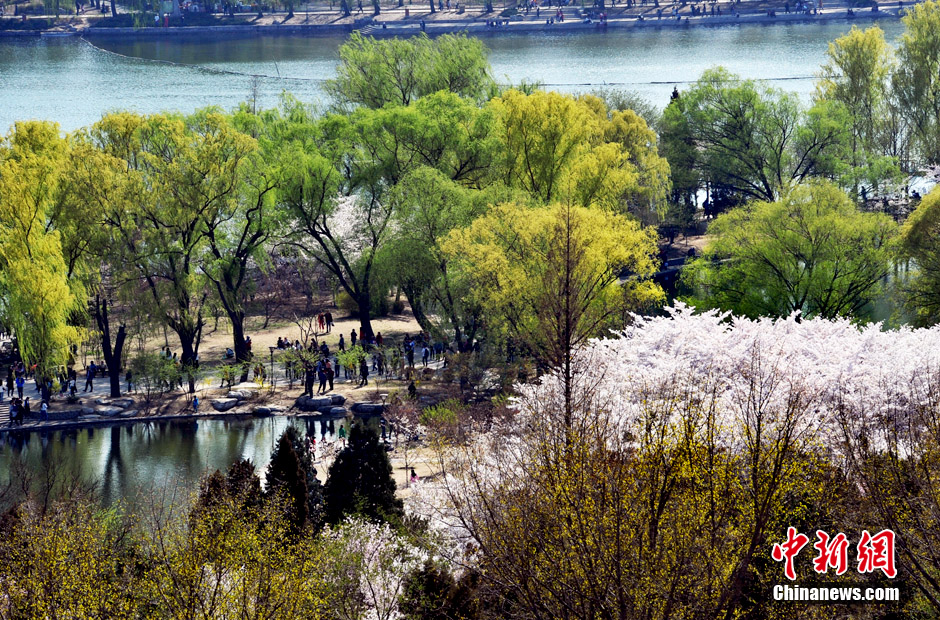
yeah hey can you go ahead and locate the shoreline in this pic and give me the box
[0,4,906,39]
[0,409,346,436]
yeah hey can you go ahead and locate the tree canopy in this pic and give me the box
[683,181,896,320]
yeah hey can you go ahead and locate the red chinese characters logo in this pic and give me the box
[857,529,897,579]
[771,527,810,580]
[813,530,849,576]
[771,528,896,580]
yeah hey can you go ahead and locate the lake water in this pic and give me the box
[0,415,352,512]
[0,18,907,132]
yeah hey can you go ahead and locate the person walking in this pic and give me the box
[351,329,357,348]
[422,345,430,367]
[325,360,334,391]
[40,399,48,422]
[15,374,24,399]
[317,361,328,395]
[358,357,369,387]
[83,361,96,392]
[338,334,345,352]
[325,311,333,333]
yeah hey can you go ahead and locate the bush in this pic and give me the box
[129,353,181,403]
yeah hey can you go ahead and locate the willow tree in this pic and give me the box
[683,181,897,320]
[815,26,903,195]
[325,33,493,110]
[662,68,853,205]
[897,186,940,325]
[0,121,81,377]
[445,201,663,422]
[56,138,136,397]
[93,110,257,392]
[275,92,497,341]
[894,0,940,165]
[491,90,671,224]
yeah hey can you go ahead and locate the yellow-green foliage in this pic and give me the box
[898,185,940,325]
[444,201,663,359]
[0,121,82,373]
[490,90,670,222]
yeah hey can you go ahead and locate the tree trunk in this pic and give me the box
[429,0,435,12]
[357,291,375,342]
[176,329,200,394]
[94,295,126,399]
[110,0,116,16]
[402,287,435,337]
[231,312,252,383]
[372,0,379,14]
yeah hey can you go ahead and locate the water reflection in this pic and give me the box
[0,415,344,513]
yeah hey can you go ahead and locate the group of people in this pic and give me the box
[4,363,49,426]
[5,396,47,426]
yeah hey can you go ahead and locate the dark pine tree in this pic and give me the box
[266,432,309,533]
[226,458,263,514]
[323,422,403,525]
[283,425,324,529]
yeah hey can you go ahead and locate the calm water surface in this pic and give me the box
[0,19,906,132]
[0,415,350,511]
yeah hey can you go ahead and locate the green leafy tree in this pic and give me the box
[663,68,852,204]
[326,33,493,109]
[491,90,671,221]
[659,90,701,214]
[894,0,940,164]
[387,166,500,343]
[0,121,82,377]
[896,186,940,325]
[93,110,257,392]
[815,25,903,196]
[323,422,403,525]
[275,93,497,341]
[683,181,897,320]
[445,201,663,423]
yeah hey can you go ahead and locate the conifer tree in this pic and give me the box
[265,432,308,533]
[323,422,403,525]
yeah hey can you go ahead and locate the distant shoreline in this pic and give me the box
[0,4,906,39]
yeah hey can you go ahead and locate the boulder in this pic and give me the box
[95,397,134,409]
[227,390,253,401]
[328,406,348,416]
[81,407,95,416]
[351,402,385,415]
[119,409,138,418]
[253,405,284,415]
[330,394,346,406]
[96,406,123,417]
[211,398,239,412]
[295,395,333,412]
